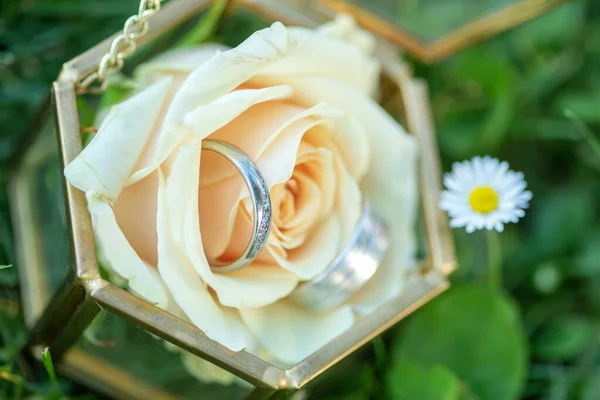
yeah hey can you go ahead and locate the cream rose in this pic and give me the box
[65,16,418,365]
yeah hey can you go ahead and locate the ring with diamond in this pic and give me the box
[289,200,390,310]
[201,140,272,274]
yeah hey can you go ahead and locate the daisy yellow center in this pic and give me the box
[469,186,499,214]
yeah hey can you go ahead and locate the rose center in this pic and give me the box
[469,186,499,214]
[278,178,298,223]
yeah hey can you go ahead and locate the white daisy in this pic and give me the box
[439,156,532,233]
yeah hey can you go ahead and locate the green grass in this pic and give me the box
[2,0,600,399]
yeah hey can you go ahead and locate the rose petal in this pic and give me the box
[332,155,363,245]
[268,134,361,253]
[317,14,377,55]
[135,44,230,82]
[165,145,299,309]
[130,23,293,182]
[255,144,361,280]
[269,146,336,251]
[275,76,419,312]
[113,170,159,266]
[240,300,355,365]
[215,205,287,268]
[153,271,187,320]
[185,85,295,157]
[86,193,167,306]
[254,103,344,188]
[197,94,302,185]
[273,168,322,239]
[130,21,378,182]
[217,205,283,262]
[352,170,419,314]
[294,143,336,219]
[125,48,233,182]
[265,212,342,280]
[64,77,173,202]
[129,75,192,181]
[198,176,247,260]
[351,113,418,313]
[302,118,370,182]
[260,26,379,96]
[156,169,247,351]
[200,102,344,259]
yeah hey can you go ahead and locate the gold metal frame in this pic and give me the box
[61,349,180,400]
[317,0,571,62]
[9,0,456,399]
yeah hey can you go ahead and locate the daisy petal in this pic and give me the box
[440,156,532,233]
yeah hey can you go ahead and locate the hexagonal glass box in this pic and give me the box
[317,0,570,62]
[8,0,483,398]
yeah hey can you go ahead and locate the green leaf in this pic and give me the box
[579,368,600,400]
[216,8,271,48]
[386,358,462,400]
[480,89,515,150]
[0,265,11,270]
[459,386,482,400]
[559,95,600,124]
[99,74,142,111]
[0,369,24,399]
[518,49,582,106]
[511,118,581,141]
[438,50,516,155]
[391,284,527,400]
[31,0,135,17]
[572,230,600,277]
[176,0,228,47]
[532,314,595,362]
[530,187,595,256]
[76,97,97,129]
[511,0,584,47]
[41,348,62,396]
[564,109,600,158]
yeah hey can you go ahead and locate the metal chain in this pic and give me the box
[77,0,162,94]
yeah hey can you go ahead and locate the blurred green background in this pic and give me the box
[1,0,600,399]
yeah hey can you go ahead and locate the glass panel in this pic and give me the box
[379,73,429,265]
[17,110,71,324]
[346,0,523,42]
[299,344,378,399]
[66,310,251,400]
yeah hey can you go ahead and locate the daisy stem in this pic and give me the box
[486,229,502,288]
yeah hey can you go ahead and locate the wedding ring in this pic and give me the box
[201,140,272,274]
[289,201,390,310]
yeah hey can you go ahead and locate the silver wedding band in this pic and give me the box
[202,140,272,274]
[289,201,390,310]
